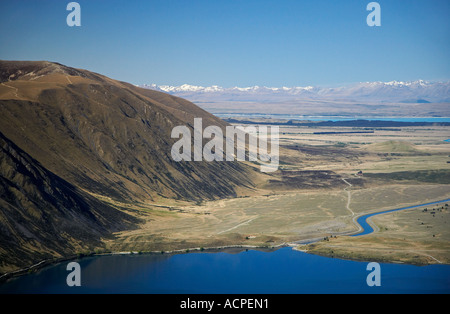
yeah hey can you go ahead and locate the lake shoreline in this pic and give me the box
[2,198,450,283]
[2,245,449,294]
[0,243,287,283]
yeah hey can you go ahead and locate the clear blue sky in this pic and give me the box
[1,0,449,87]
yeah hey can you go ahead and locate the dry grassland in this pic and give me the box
[102,123,450,264]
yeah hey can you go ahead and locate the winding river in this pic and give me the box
[352,199,450,237]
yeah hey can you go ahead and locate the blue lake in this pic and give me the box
[214,113,450,123]
[1,247,449,294]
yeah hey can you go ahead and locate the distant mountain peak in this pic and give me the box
[140,80,450,103]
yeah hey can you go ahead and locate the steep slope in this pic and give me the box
[0,60,256,203]
[0,131,139,273]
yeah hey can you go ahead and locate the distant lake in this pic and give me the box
[1,247,449,294]
[215,113,450,123]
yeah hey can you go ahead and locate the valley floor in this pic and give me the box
[2,123,449,278]
[101,123,450,265]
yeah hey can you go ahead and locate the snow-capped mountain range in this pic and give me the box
[140,80,450,103]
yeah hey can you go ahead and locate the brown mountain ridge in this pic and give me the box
[0,60,258,274]
[0,60,256,202]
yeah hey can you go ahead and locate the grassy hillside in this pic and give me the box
[0,60,256,202]
[0,60,260,274]
[365,140,420,153]
[0,131,140,273]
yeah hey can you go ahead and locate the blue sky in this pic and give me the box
[1,0,449,87]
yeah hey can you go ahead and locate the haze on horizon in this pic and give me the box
[1,0,449,88]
